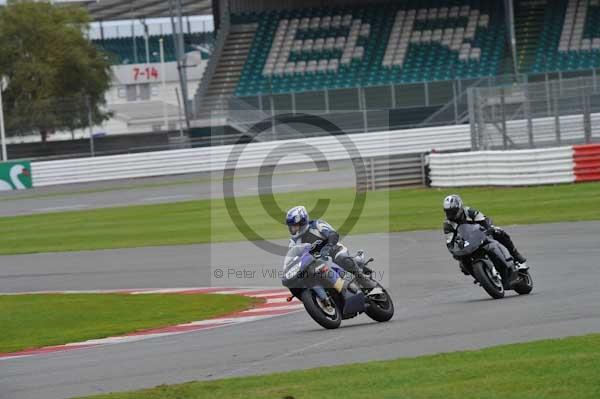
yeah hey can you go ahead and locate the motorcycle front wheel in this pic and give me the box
[365,284,394,322]
[300,289,342,329]
[513,270,534,295]
[472,261,505,299]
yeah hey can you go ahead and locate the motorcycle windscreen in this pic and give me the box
[282,244,310,270]
[451,224,487,257]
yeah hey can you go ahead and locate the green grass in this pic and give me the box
[75,333,600,399]
[1,183,599,255]
[0,293,258,353]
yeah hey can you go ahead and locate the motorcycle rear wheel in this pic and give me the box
[300,289,342,329]
[472,261,505,299]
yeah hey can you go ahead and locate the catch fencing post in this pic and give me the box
[86,96,95,157]
[524,84,534,148]
[0,78,7,161]
[583,85,592,143]
[500,88,508,149]
[554,83,561,145]
[453,80,459,123]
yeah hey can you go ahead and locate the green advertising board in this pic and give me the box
[0,161,32,191]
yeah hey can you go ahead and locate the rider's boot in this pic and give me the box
[513,250,527,266]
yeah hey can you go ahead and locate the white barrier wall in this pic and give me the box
[31,125,470,187]
[429,146,575,187]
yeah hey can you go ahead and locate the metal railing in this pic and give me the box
[469,69,600,150]
[361,153,426,190]
[219,73,535,135]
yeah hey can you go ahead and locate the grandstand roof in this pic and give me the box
[55,0,212,22]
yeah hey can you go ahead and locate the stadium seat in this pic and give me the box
[531,0,600,73]
[233,1,505,97]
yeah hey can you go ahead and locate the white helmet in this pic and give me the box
[443,194,464,221]
[285,206,309,238]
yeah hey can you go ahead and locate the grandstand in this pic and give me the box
[5,0,600,152]
[192,0,600,133]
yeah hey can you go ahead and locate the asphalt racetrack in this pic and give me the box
[0,163,356,217]
[1,221,600,399]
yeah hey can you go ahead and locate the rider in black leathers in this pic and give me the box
[443,194,526,285]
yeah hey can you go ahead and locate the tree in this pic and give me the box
[0,1,112,142]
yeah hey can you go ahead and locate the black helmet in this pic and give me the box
[443,194,464,222]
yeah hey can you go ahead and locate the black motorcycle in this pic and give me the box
[448,224,533,299]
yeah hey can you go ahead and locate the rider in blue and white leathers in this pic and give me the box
[285,206,376,290]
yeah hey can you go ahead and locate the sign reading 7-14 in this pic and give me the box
[133,66,159,81]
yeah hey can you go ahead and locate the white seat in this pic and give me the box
[421,30,432,43]
[360,24,370,37]
[310,17,321,29]
[353,46,364,59]
[581,39,591,51]
[273,67,284,76]
[331,15,341,28]
[410,31,422,43]
[469,48,481,60]
[295,61,307,74]
[393,53,405,66]
[303,39,314,52]
[292,40,303,52]
[327,59,339,72]
[314,38,324,52]
[324,37,335,50]
[317,59,328,72]
[341,14,352,27]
